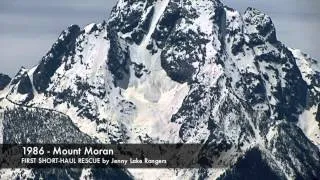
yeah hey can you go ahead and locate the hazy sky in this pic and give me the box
[0,0,319,76]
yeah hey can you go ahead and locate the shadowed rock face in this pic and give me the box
[218,148,282,180]
[33,25,81,93]
[17,73,34,103]
[1,0,320,179]
[0,73,11,90]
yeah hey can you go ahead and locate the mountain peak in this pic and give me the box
[244,6,277,43]
[32,24,81,92]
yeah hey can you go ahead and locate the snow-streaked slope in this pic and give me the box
[291,48,320,148]
[298,106,320,148]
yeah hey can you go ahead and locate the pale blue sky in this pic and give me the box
[0,0,319,76]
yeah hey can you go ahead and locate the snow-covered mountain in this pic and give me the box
[0,0,320,179]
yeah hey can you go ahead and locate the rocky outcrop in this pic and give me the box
[0,73,11,90]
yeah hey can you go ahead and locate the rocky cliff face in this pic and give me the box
[0,74,10,91]
[0,0,319,179]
